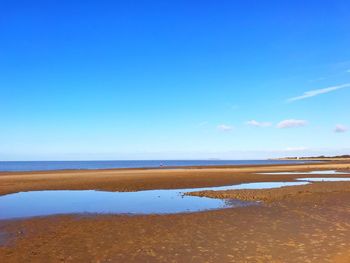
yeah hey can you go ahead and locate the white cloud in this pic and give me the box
[246,120,272,127]
[334,124,348,133]
[277,119,307,129]
[287,83,350,102]
[217,124,233,132]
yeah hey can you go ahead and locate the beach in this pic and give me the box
[1,161,350,262]
[3,0,349,261]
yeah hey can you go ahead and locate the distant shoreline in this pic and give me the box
[274,157,350,161]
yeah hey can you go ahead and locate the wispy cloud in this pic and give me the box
[277,119,307,129]
[334,124,348,133]
[287,83,350,102]
[347,69,350,73]
[217,124,233,132]
[246,120,272,127]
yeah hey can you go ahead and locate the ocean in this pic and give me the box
[0,160,308,172]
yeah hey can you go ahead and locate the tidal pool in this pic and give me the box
[0,232,9,246]
[0,181,308,220]
[298,177,350,182]
[259,170,350,175]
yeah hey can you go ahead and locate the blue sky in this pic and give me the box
[1,1,350,160]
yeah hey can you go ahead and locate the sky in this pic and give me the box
[1,0,350,160]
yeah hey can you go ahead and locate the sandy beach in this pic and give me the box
[1,161,350,195]
[3,0,349,261]
[1,161,350,262]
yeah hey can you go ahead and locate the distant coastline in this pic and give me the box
[273,155,350,161]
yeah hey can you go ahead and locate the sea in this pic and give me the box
[0,160,309,172]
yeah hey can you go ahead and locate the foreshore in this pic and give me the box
[1,161,350,262]
[0,161,350,196]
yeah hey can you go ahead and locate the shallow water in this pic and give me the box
[259,170,350,175]
[298,177,350,182]
[191,181,309,191]
[0,182,308,220]
[0,232,9,246]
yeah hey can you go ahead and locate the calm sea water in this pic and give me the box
[0,160,309,172]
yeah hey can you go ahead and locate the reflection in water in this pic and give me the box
[0,232,9,246]
[297,177,350,182]
[0,190,247,220]
[0,181,308,220]
[259,170,350,175]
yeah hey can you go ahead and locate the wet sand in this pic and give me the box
[1,161,350,195]
[188,181,350,202]
[1,161,350,262]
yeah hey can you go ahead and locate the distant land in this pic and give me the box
[274,155,350,161]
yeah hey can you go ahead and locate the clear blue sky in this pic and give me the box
[1,0,350,160]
